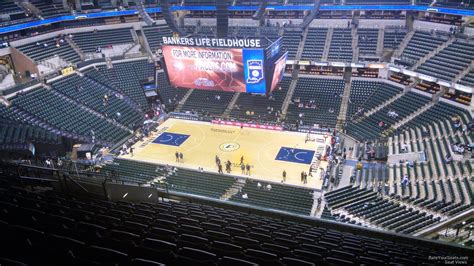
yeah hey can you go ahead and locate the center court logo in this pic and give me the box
[219,142,240,152]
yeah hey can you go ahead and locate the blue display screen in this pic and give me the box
[242,48,266,94]
[1,5,473,34]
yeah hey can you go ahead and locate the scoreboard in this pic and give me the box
[161,36,285,95]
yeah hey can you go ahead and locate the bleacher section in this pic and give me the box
[328,28,352,62]
[96,60,153,112]
[230,179,314,215]
[459,69,474,86]
[391,101,474,180]
[156,72,188,111]
[16,37,81,64]
[282,29,303,59]
[50,74,143,129]
[383,29,406,49]
[103,158,236,199]
[346,92,430,140]
[0,119,61,151]
[230,77,291,121]
[399,31,448,66]
[143,24,173,52]
[10,87,130,144]
[416,40,474,82]
[0,167,472,266]
[347,80,396,118]
[0,0,22,16]
[301,28,328,61]
[326,186,441,235]
[181,90,234,116]
[71,28,134,53]
[358,28,378,55]
[31,0,70,18]
[102,158,317,216]
[286,78,345,128]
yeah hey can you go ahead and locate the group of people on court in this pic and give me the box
[175,152,184,163]
[240,156,251,176]
[281,170,310,184]
[215,155,251,176]
[215,155,232,174]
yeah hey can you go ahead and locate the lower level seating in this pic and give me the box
[181,90,234,116]
[230,179,314,215]
[230,77,290,122]
[102,159,236,199]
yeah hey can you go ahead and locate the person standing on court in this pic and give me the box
[282,170,286,183]
[179,152,183,163]
[226,160,232,173]
[215,155,220,166]
[301,171,304,183]
[240,156,244,165]
[240,163,245,174]
[246,164,251,175]
[218,163,223,174]
[175,151,179,162]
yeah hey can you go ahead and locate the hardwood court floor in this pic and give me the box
[122,118,329,189]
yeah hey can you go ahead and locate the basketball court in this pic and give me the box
[121,118,330,189]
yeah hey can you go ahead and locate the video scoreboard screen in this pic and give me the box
[161,36,285,94]
[269,52,288,93]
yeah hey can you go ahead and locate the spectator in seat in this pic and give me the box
[401,174,409,187]
[444,154,453,163]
